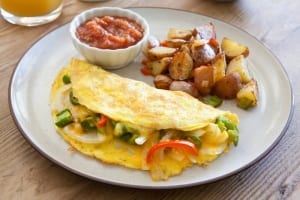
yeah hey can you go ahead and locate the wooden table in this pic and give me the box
[1,0,300,199]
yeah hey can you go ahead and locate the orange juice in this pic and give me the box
[0,0,62,16]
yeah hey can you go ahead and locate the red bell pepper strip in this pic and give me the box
[141,58,148,65]
[160,40,168,47]
[146,140,199,163]
[96,115,108,128]
[140,66,152,76]
[209,38,219,48]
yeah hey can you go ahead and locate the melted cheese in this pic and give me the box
[50,58,239,181]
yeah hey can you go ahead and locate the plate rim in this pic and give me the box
[8,7,295,189]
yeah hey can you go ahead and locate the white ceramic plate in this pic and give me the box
[9,8,293,189]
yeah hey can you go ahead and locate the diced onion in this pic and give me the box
[135,136,147,145]
[51,84,72,111]
[62,123,106,144]
[200,143,227,155]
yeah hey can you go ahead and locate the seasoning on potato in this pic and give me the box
[141,22,259,109]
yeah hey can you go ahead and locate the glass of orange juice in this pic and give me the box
[0,0,63,26]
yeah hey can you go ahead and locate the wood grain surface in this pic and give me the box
[1,0,300,199]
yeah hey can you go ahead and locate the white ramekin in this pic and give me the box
[69,7,150,69]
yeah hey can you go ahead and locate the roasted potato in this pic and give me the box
[161,39,187,48]
[167,28,193,40]
[212,52,226,83]
[212,72,243,99]
[142,35,160,56]
[169,51,193,80]
[221,37,249,60]
[208,38,220,55]
[193,65,214,96]
[153,74,173,90]
[141,22,258,110]
[146,57,172,76]
[226,55,251,84]
[180,44,191,54]
[191,40,216,66]
[236,79,258,109]
[147,46,177,61]
[192,22,216,40]
[169,81,199,97]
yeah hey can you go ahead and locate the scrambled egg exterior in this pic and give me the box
[50,58,239,181]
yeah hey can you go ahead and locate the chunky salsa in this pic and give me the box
[76,16,144,50]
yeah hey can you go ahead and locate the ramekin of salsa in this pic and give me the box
[76,16,144,50]
[70,7,150,69]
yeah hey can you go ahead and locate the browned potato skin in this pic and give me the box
[212,72,243,99]
[169,81,199,97]
[146,57,172,76]
[142,35,160,56]
[191,42,216,66]
[169,51,193,80]
[168,28,193,40]
[192,22,216,40]
[193,65,214,96]
[226,55,251,84]
[212,52,226,83]
[147,46,177,61]
[161,39,187,48]
[153,75,173,90]
[141,23,258,108]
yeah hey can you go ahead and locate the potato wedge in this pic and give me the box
[142,35,160,56]
[146,57,172,76]
[167,28,193,40]
[212,72,243,99]
[236,79,258,109]
[226,55,251,84]
[169,81,199,97]
[221,37,249,60]
[191,40,216,66]
[212,52,226,83]
[169,51,193,80]
[161,39,187,48]
[193,65,214,96]
[193,22,216,40]
[147,46,177,60]
[153,74,173,90]
[180,44,191,54]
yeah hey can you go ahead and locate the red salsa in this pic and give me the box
[76,16,144,49]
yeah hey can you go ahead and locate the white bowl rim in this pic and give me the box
[69,7,150,53]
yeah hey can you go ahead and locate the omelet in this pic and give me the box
[50,58,239,181]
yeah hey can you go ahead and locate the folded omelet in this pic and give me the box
[50,58,239,181]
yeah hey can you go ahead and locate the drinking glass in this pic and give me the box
[0,0,63,26]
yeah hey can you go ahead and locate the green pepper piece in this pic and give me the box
[81,116,97,130]
[110,120,117,129]
[62,74,71,84]
[113,122,139,144]
[216,116,238,131]
[113,123,126,136]
[97,127,105,135]
[217,120,226,131]
[55,109,73,127]
[203,95,223,107]
[120,132,139,144]
[216,115,239,146]
[187,135,202,148]
[228,129,239,146]
[69,91,79,105]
